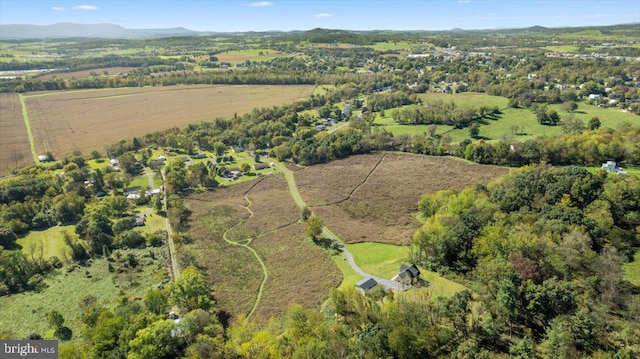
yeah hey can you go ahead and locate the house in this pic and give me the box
[133,161,144,171]
[221,167,243,179]
[601,160,627,175]
[588,94,601,101]
[124,186,142,196]
[252,163,269,170]
[148,160,165,171]
[396,264,422,286]
[133,214,146,227]
[355,277,378,295]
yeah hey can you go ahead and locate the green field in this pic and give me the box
[345,242,467,298]
[542,45,580,53]
[623,250,640,287]
[214,48,292,64]
[16,225,75,260]
[417,92,509,109]
[365,41,426,51]
[332,254,362,291]
[373,93,640,143]
[0,247,168,339]
[346,242,411,279]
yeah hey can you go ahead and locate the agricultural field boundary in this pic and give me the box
[18,94,38,164]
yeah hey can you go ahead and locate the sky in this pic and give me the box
[0,0,638,32]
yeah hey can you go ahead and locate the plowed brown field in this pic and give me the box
[0,93,32,175]
[23,84,314,159]
[293,153,509,245]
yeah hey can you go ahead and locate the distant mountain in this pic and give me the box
[0,23,200,40]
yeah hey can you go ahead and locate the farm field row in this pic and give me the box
[0,93,32,175]
[0,84,314,176]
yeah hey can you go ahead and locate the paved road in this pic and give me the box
[279,163,404,291]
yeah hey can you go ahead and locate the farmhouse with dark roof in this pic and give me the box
[355,277,378,295]
[396,264,422,286]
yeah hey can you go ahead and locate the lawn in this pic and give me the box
[345,242,411,279]
[331,254,361,291]
[623,250,640,287]
[398,273,469,300]
[344,242,468,298]
[0,247,168,339]
[128,173,153,190]
[16,225,75,260]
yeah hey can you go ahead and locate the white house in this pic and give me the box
[602,161,627,175]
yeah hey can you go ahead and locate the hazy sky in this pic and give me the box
[1,0,638,32]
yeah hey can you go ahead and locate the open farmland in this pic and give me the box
[293,153,508,245]
[214,49,292,64]
[21,84,314,160]
[35,66,138,81]
[0,93,33,175]
[187,175,340,322]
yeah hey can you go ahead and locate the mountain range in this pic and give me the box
[1,22,638,40]
[0,23,201,40]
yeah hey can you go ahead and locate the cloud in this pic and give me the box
[73,5,99,11]
[313,13,332,18]
[51,6,65,11]
[248,1,272,7]
[459,0,471,3]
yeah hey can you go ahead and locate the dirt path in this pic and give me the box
[278,162,404,291]
[160,169,180,279]
[18,94,38,164]
[220,179,270,319]
[146,169,155,190]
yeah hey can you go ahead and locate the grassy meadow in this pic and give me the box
[372,92,640,143]
[0,247,168,339]
[16,225,75,260]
